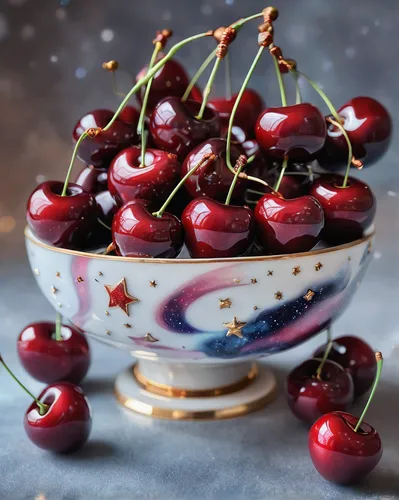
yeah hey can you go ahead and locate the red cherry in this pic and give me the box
[188,84,203,103]
[84,190,119,249]
[75,165,108,194]
[286,359,354,424]
[182,197,254,258]
[317,97,392,170]
[255,103,326,161]
[72,109,137,168]
[314,336,376,398]
[254,193,324,254]
[26,181,97,249]
[149,97,220,159]
[24,382,92,453]
[108,146,180,206]
[309,174,376,245]
[181,138,246,202]
[118,105,140,128]
[309,411,382,484]
[17,322,90,384]
[112,200,183,258]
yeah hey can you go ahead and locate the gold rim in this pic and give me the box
[133,363,258,398]
[25,226,375,264]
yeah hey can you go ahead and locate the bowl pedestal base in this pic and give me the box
[114,359,277,420]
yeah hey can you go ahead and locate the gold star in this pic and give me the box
[105,330,111,336]
[104,278,139,316]
[274,291,283,300]
[233,278,240,283]
[98,271,103,276]
[76,276,84,283]
[51,286,58,294]
[124,323,132,328]
[304,289,315,302]
[251,278,257,284]
[223,317,247,338]
[219,298,232,309]
[267,270,273,276]
[315,262,323,271]
[33,268,40,276]
[105,311,110,316]
[55,271,61,278]
[253,306,258,311]
[144,333,159,343]
[149,280,157,288]
[292,266,301,276]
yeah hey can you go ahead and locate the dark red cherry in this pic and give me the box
[26,181,97,249]
[17,322,90,384]
[314,336,376,398]
[286,359,354,424]
[108,146,180,206]
[75,165,108,194]
[72,109,137,168]
[182,197,254,258]
[181,138,246,202]
[149,97,220,160]
[255,103,327,161]
[254,193,324,254]
[309,174,376,245]
[309,411,382,484]
[84,190,119,249]
[136,57,190,112]
[189,84,203,103]
[317,97,392,170]
[118,105,140,127]
[24,382,92,453]
[112,200,183,258]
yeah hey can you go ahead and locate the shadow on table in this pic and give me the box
[81,377,115,395]
[60,440,117,461]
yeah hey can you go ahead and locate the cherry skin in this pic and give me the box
[75,165,108,194]
[309,174,376,245]
[317,97,392,170]
[254,193,324,254]
[255,103,326,161]
[26,181,97,249]
[181,138,246,202]
[286,359,354,424]
[112,200,183,258]
[149,97,220,160]
[72,109,137,168]
[118,105,140,129]
[309,411,382,484]
[314,336,376,398]
[84,190,119,249]
[182,197,254,258]
[17,322,90,384]
[24,382,92,453]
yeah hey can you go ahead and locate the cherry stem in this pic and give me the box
[196,57,222,120]
[272,50,287,107]
[246,175,281,196]
[326,117,353,188]
[226,45,266,174]
[274,156,288,191]
[225,159,246,206]
[0,356,48,415]
[326,325,332,344]
[111,72,126,98]
[61,131,88,196]
[225,52,232,99]
[293,72,302,104]
[354,352,383,432]
[152,153,217,218]
[316,340,333,380]
[97,217,112,231]
[182,49,216,102]
[55,312,62,342]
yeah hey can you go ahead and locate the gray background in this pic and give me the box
[0,0,399,499]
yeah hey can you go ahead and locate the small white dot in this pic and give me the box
[0,14,8,42]
[55,8,67,20]
[374,19,380,27]
[101,28,114,42]
[345,47,356,59]
[322,60,333,72]
[165,81,172,88]
[50,54,58,63]
[360,26,369,35]
[176,76,180,82]
[36,174,46,183]
[75,67,87,79]
[162,10,172,21]
[373,251,382,260]
[21,24,35,40]
[387,190,397,197]
[201,4,213,15]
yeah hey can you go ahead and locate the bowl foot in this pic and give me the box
[114,360,277,420]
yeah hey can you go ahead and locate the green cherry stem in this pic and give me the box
[354,352,383,432]
[61,132,89,196]
[272,50,287,107]
[0,356,48,415]
[152,153,217,218]
[181,49,216,102]
[274,155,288,191]
[326,325,332,344]
[55,312,62,341]
[293,72,302,104]
[225,51,233,99]
[316,340,333,381]
[196,57,222,120]
[225,156,246,205]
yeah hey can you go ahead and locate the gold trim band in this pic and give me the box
[133,363,258,398]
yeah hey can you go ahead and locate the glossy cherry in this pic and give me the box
[26,181,97,249]
[310,174,376,245]
[108,146,180,206]
[181,138,246,202]
[314,336,376,398]
[317,97,392,170]
[149,97,220,160]
[112,200,183,258]
[255,103,326,161]
[24,382,92,453]
[75,165,108,194]
[118,105,140,129]
[309,411,382,484]
[84,190,119,249]
[72,109,137,168]
[182,197,254,258]
[17,322,90,384]
[286,359,354,424]
[254,193,324,254]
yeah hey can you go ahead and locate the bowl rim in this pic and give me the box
[24,225,374,265]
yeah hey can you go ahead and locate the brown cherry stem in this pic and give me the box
[316,340,333,380]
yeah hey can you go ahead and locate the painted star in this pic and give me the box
[144,333,159,343]
[292,266,301,276]
[219,298,232,309]
[223,317,247,338]
[149,280,157,288]
[303,289,315,302]
[315,262,323,271]
[104,278,139,316]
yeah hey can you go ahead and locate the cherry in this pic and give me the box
[254,193,324,254]
[255,103,326,161]
[286,358,354,424]
[314,336,376,398]
[108,146,180,206]
[149,97,220,160]
[317,97,392,170]
[72,109,137,168]
[181,138,246,202]
[84,190,119,249]
[118,105,141,129]
[182,197,254,258]
[26,181,97,249]
[309,174,376,245]
[75,165,108,194]
[111,200,183,258]
[17,321,90,384]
